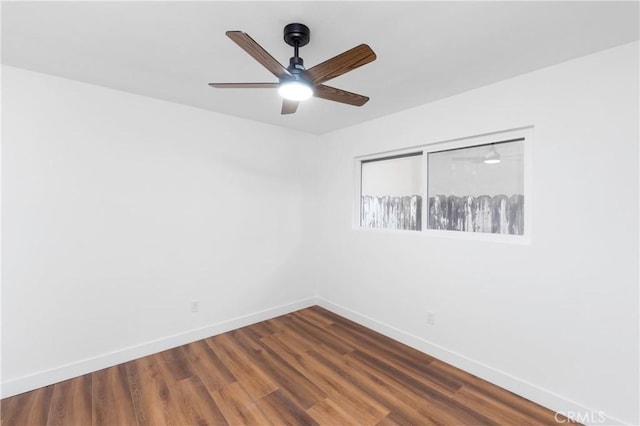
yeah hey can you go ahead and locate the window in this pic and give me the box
[360,152,423,231]
[356,128,531,240]
[427,139,525,235]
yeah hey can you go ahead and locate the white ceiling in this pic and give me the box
[2,1,638,134]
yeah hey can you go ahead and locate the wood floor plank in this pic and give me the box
[209,382,271,425]
[262,318,321,354]
[313,307,435,365]
[125,355,182,426]
[305,343,435,425]
[306,397,363,425]
[244,320,277,338]
[454,386,545,426]
[205,333,279,401]
[1,395,15,423]
[293,310,460,397]
[266,317,321,353]
[287,313,355,355]
[1,306,571,426]
[374,412,408,426]
[173,376,228,426]
[326,321,443,387]
[255,389,319,426]
[465,380,566,424]
[427,358,488,388]
[347,349,500,425]
[261,318,285,335]
[1,385,55,426]
[180,340,236,392]
[231,328,327,409]
[429,360,564,424]
[46,374,92,426]
[155,347,193,382]
[293,307,335,328]
[93,364,138,426]
[284,312,461,412]
[341,349,450,425]
[261,333,389,425]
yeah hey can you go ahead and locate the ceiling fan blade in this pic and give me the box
[313,84,369,106]
[226,31,291,80]
[305,44,376,85]
[208,83,279,89]
[281,99,299,115]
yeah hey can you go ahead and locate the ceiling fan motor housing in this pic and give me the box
[283,23,310,48]
[288,56,305,73]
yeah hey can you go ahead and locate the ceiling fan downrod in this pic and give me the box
[283,23,310,74]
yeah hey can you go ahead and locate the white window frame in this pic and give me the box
[354,127,533,244]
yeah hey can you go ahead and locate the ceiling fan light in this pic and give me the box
[483,145,501,164]
[278,80,313,101]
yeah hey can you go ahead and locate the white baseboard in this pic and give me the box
[316,298,627,426]
[1,297,317,399]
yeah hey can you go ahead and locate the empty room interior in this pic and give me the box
[1,1,639,425]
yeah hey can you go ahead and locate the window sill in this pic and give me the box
[354,226,531,245]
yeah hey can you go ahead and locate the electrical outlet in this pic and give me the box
[427,311,436,325]
[190,301,199,313]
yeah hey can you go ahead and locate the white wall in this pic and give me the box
[317,41,639,425]
[1,65,320,395]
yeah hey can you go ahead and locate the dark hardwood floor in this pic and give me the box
[1,306,571,425]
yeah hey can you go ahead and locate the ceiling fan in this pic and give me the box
[208,23,376,115]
